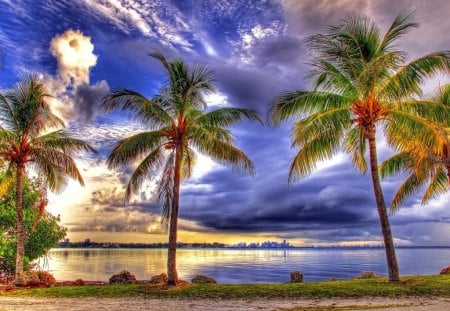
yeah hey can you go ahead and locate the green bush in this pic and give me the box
[0,173,66,275]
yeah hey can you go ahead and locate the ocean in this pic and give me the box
[41,247,450,283]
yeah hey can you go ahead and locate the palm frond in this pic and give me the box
[107,131,165,169]
[33,130,98,156]
[158,153,175,231]
[180,147,196,181]
[421,165,448,204]
[0,92,20,133]
[190,127,255,176]
[289,127,342,182]
[126,147,165,202]
[30,149,83,192]
[390,173,425,213]
[270,91,349,126]
[196,107,262,128]
[291,107,350,146]
[344,127,367,173]
[380,152,412,179]
[308,60,358,96]
[5,75,64,136]
[148,49,172,73]
[101,89,173,128]
[381,52,450,99]
[379,11,418,52]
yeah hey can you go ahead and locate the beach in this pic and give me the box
[2,297,450,311]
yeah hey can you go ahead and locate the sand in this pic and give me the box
[1,297,450,311]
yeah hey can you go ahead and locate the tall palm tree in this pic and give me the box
[380,84,449,211]
[270,12,449,282]
[102,51,261,285]
[0,75,96,286]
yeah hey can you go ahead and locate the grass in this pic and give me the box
[1,275,450,299]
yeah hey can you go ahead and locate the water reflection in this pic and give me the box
[44,248,450,283]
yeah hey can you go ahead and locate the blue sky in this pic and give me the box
[0,0,449,245]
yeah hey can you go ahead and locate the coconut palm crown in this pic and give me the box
[101,51,261,285]
[270,12,449,282]
[0,75,97,285]
[380,84,449,211]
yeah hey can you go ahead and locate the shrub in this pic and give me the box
[0,174,66,275]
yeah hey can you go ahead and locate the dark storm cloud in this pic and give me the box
[212,65,281,111]
[69,81,109,123]
[178,161,377,234]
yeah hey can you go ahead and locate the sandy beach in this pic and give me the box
[2,297,450,311]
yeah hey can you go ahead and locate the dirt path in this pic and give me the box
[1,297,450,311]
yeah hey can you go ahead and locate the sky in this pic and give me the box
[0,0,449,246]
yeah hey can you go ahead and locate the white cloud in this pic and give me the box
[50,29,98,86]
[80,0,193,50]
[41,29,109,124]
[236,22,285,63]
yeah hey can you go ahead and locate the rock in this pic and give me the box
[290,270,303,283]
[109,270,137,285]
[149,273,167,284]
[15,271,41,287]
[353,271,379,279]
[36,271,56,287]
[191,275,217,284]
[440,265,450,275]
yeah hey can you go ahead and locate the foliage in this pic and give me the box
[102,51,260,222]
[270,12,449,181]
[0,173,66,274]
[4,275,450,299]
[380,84,450,211]
[0,75,97,193]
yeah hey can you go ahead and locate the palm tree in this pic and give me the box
[0,75,96,286]
[101,51,261,285]
[270,12,449,282]
[380,84,449,211]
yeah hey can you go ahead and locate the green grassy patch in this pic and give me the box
[2,275,450,299]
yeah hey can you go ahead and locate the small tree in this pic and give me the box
[0,173,66,278]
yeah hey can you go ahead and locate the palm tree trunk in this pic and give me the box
[367,127,400,282]
[15,165,25,286]
[167,146,182,286]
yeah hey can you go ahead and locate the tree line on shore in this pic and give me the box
[0,11,449,286]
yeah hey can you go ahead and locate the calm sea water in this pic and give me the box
[40,248,450,283]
